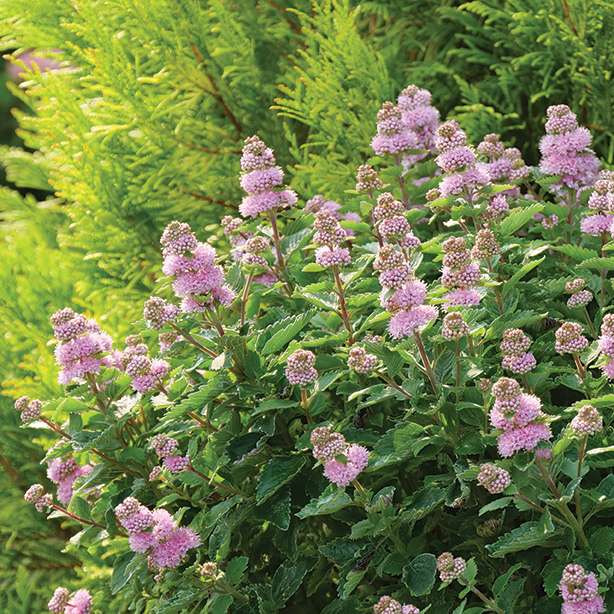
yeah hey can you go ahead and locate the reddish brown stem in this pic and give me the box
[332,266,355,344]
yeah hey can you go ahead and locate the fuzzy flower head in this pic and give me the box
[441,236,481,308]
[239,136,297,218]
[555,322,589,354]
[161,222,235,314]
[565,278,593,308]
[24,483,53,512]
[559,564,605,614]
[501,329,532,355]
[397,84,439,153]
[442,312,469,340]
[15,396,42,424]
[477,463,511,494]
[371,101,417,156]
[150,434,178,459]
[310,426,348,463]
[48,587,70,613]
[348,346,378,374]
[356,164,384,194]
[437,552,466,583]
[65,589,92,614]
[323,444,369,488]
[47,457,92,504]
[51,308,113,385]
[539,105,600,190]
[144,297,180,329]
[570,405,603,437]
[285,349,318,386]
[471,228,500,260]
[389,305,438,339]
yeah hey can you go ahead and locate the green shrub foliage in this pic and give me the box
[0,1,613,612]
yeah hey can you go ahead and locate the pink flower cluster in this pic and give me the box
[490,377,551,457]
[571,405,603,437]
[434,121,489,199]
[313,209,351,268]
[539,105,600,191]
[373,595,420,614]
[150,434,190,474]
[581,171,614,236]
[397,83,440,167]
[24,483,53,512]
[565,279,593,308]
[436,552,466,583]
[371,101,417,157]
[441,236,481,308]
[112,336,169,394]
[14,395,42,423]
[356,164,384,195]
[348,346,378,373]
[239,135,297,218]
[115,497,200,570]
[285,349,318,386]
[143,296,180,329]
[477,133,529,184]
[555,322,589,355]
[48,587,92,614]
[51,308,113,385]
[161,221,234,313]
[442,312,469,341]
[559,563,605,614]
[599,314,614,378]
[47,457,92,504]
[310,426,369,487]
[477,463,511,494]
[500,328,536,375]
[471,228,500,261]
[372,193,421,248]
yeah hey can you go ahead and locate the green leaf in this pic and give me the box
[225,556,249,585]
[111,552,141,594]
[338,570,365,599]
[256,456,306,504]
[168,376,230,418]
[207,594,233,614]
[479,497,514,516]
[504,256,545,293]
[402,553,437,596]
[296,487,353,518]
[259,311,315,355]
[553,245,599,261]
[498,203,543,236]
[256,489,292,530]
[271,558,314,606]
[368,422,424,471]
[486,512,561,558]
[579,256,614,270]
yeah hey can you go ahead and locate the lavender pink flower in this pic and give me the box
[371,101,417,156]
[500,329,536,375]
[47,457,92,504]
[239,136,297,218]
[570,405,603,437]
[559,564,605,614]
[539,105,600,191]
[436,552,466,583]
[477,463,511,494]
[373,595,420,614]
[285,349,318,386]
[555,322,589,354]
[161,221,234,313]
[114,497,199,570]
[347,346,378,373]
[15,396,42,423]
[51,308,113,384]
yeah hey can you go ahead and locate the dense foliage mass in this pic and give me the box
[0,1,613,612]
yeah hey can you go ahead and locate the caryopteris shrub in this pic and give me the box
[11,86,614,612]
[1,1,614,612]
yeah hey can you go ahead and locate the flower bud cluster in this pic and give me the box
[51,308,113,385]
[490,377,551,457]
[434,121,489,199]
[161,221,235,313]
[441,236,481,308]
[114,497,200,570]
[310,426,369,487]
[436,552,466,583]
[239,135,297,218]
[500,328,536,375]
[559,563,605,614]
[285,349,318,386]
[539,105,600,191]
[555,322,589,354]
[581,171,614,236]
